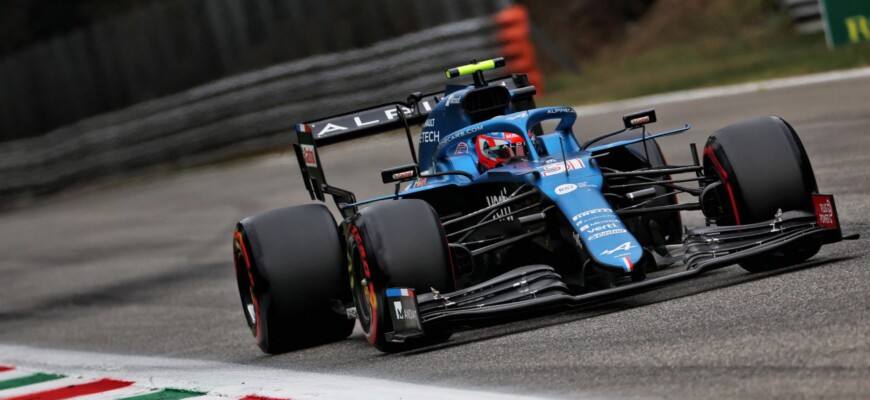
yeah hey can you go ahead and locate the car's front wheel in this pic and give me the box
[347,199,455,352]
[703,116,821,273]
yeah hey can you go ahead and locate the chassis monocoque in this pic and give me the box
[232,58,856,353]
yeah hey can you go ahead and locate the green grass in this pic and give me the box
[541,13,870,107]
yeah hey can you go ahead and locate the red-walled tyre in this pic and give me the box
[347,199,455,352]
[703,116,821,272]
[232,204,353,354]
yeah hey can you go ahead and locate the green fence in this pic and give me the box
[821,0,870,48]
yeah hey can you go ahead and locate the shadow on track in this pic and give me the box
[397,256,853,356]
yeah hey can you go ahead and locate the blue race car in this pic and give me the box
[232,58,856,353]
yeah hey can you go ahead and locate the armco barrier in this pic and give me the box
[0,18,513,206]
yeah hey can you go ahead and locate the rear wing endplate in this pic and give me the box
[293,123,358,218]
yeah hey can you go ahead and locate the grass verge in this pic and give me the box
[540,1,870,107]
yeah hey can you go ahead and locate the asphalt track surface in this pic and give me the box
[1,73,869,399]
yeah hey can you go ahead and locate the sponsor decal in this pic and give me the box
[601,241,635,256]
[506,112,528,120]
[316,122,347,137]
[439,125,482,145]
[454,142,469,155]
[423,118,436,128]
[587,229,627,241]
[539,158,586,176]
[393,301,404,319]
[486,187,513,220]
[395,304,417,320]
[445,94,461,107]
[387,288,418,320]
[812,194,839,229]
[545,158,557,163]
[463,125,483,135]
[571,208,613,222]
[575,216,620,227]
[630,116,650,126]
[392,170,415,180]
[578,219,621,231]
[300,144,317,168]
[547,107,574,114]
[353,116,378,127]
[412,177,427,188]
[554,183,577,195]
[420,131,440,143]
[585,223,620,233]
[384,106,413,120]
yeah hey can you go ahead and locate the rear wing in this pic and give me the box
[304,74,533,142]
[293,73,537,219]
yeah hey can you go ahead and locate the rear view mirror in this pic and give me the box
[623,109,657,129]
[381,164,419,184]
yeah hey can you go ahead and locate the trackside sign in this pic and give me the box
[821,0,870,48]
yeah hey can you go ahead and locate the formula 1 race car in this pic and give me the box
[232,58,857,353]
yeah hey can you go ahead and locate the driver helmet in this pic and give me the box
[476,132,526,170]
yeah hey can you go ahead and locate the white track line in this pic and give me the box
[0,344,558,400]
[73,386,158,400]
[0,370,35,381]
[571,66,870,116]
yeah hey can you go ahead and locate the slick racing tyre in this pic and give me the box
[347,199,455,352]
[703,116,821,273]
[233,204,354,354]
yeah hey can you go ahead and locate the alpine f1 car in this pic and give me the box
[232,57,858,353]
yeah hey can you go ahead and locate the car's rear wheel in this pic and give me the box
[347,199,455,352]
[233,204,354,353]
[703,116,821,273]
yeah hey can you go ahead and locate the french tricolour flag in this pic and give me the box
[386,288,415,298]
[622,257,634,273]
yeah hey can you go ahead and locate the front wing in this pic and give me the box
[382,201,856,343]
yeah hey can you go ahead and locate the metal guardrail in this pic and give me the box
[0,0,506,142]
[0,18,501,206]
[779,0,824,34]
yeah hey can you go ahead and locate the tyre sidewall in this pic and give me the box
[234,204,353,353]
